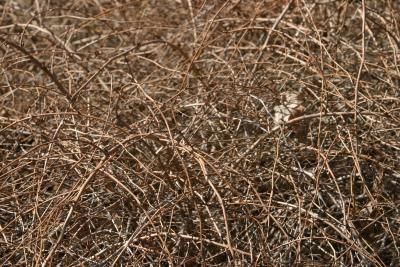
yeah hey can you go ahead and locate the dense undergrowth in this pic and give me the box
[0,0,399,266]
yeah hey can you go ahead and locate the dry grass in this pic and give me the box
[1,0,399,266]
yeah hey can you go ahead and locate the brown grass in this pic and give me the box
[1,0,399,266]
